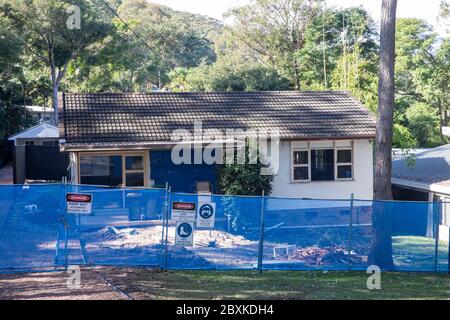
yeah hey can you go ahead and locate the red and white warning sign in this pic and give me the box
[171,202,196,221]
[66,193,93,215]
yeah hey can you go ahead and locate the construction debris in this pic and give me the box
[287,246,364,266]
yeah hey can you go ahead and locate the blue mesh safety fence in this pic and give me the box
[0,184,449,273]
[165,193,262,270]
[0,184,63,271]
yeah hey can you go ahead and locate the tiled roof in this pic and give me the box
[59,91,376,150]
[393,144,450,187]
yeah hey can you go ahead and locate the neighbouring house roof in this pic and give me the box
[392,148,431,160]
[392,144,450,196]
[22,105,55,113]
[58,91,376,151]
[8,123,59,141]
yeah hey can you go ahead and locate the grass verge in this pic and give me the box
[100,268,450,300]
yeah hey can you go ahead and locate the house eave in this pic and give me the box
[60,135,375,152]
[392,177,450,197]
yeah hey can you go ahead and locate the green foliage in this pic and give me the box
[218,142,273,234]
[0,14,34,161]
[66,0,222,92]
[224,0,324,89]
[299,7,378,88]
[405,103,441,147]
[394,18,449,146]
[392,123,417,149]
[0,0,448,153]
[166,63,290,92]
[218,143,273,196]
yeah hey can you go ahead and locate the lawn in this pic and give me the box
[393,236,449,271]
[99,268,450,300]
[1,267,449,300]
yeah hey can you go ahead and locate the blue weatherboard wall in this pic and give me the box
[150,150,219,193]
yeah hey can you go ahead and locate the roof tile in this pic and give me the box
[60,91,376,149]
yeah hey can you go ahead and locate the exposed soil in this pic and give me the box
[0,267,127,300]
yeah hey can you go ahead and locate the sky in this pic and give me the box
[148,0,448,37]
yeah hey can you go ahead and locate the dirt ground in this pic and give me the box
[1,267,449,300]
[0,267,129,300]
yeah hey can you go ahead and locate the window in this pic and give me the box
[25,141,35,146]
[336,149,353,180]
[125,155,145,187]
[291,143,354,183]
[311,149,334,181]
[79,153,147,187]
[42,141,58,146]
[80,155,123,187]
[292,150,309,181]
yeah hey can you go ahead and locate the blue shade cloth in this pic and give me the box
[0,184,448,272]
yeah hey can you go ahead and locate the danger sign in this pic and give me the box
[66,193,93,215]
[196,202,216,228]
[175,221,194,246]
[171,202,196,221]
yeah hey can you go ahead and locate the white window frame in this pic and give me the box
[291,141,354,183]
[335,147,354,181]
[291,148,311,183]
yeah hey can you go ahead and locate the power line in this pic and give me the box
[93,0,200,91]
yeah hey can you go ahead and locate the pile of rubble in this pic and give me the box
[288,246,364,266]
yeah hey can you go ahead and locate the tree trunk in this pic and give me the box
[370,0,397,269]
[52,81,59,126]
[293,59,301,90]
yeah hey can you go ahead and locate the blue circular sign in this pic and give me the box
[199,204,214,220]
[177,223,193,238]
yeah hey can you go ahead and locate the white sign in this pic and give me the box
[443,126,450,137]
[66,193,93,215]
[196,202,216,228]
[175,221,194,246]
[171,202,196,221]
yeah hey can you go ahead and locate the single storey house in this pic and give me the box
[8,123,68,184]
[392,145,450,241]
[58,91,376,200]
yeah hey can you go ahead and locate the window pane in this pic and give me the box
[42,141,57,146]
[126,172,144,187]
[294,167,309,181]
[337,165,352,179]
[126,156,144,170]
[293,151,308,165]
[337,149,352,163]
[80,155,122,186]
[311,149,334,181]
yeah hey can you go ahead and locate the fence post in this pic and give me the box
[257,190,265,274]
[61,183,69,270]
[347,193,354,271]
[160,183,169,269]
[161,183,168,244]
[434,200,441,272]
[163,186,171,271]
